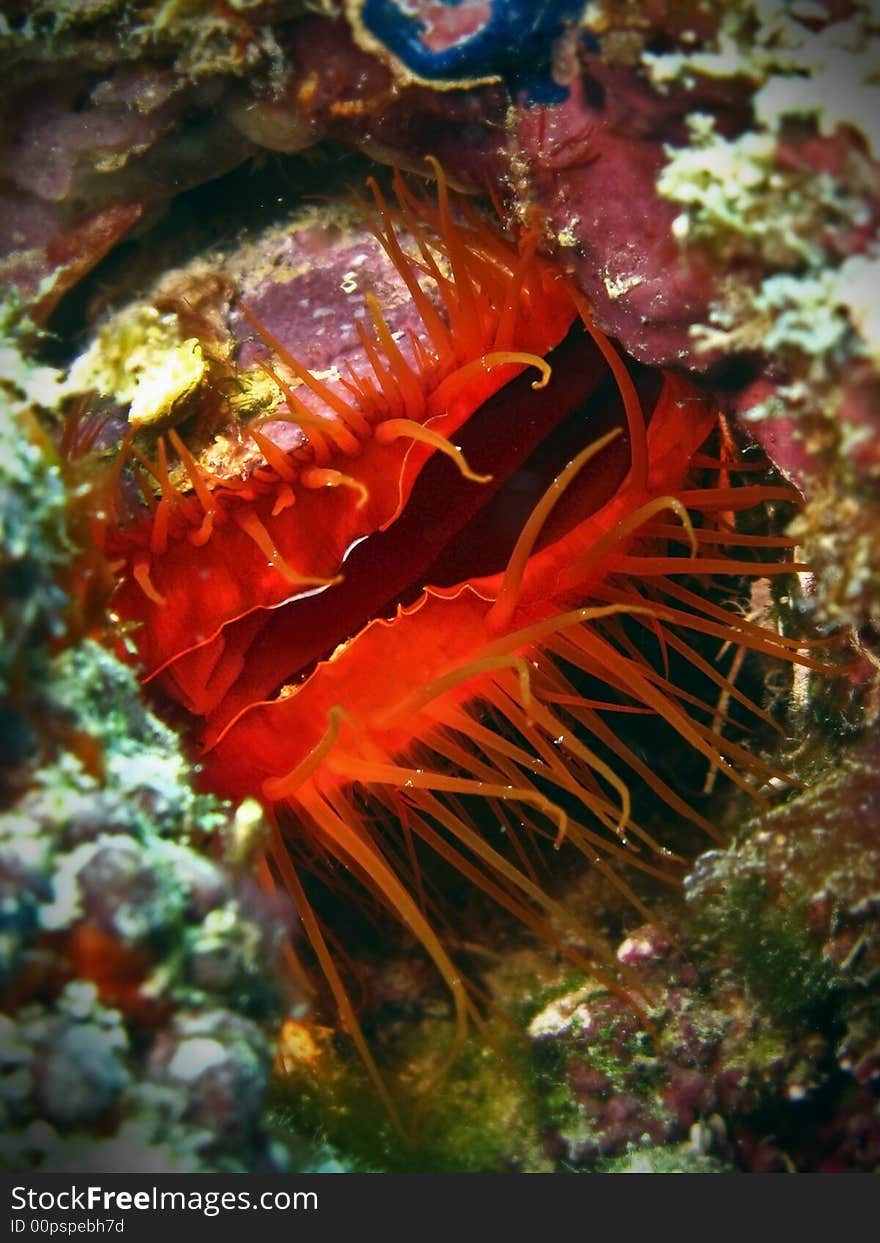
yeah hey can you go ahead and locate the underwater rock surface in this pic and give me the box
[529,732,880,1172]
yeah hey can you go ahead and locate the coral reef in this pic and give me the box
[1,0,877,1174]
[507,2,880,633]
[0,667,289,1169]
[0,343,291,1171]
[640,1,880,633]
[0,317,70,778]
[269,729,878,1173]
[4,2,877,631]
[0,635,289,1171]
[268,721,880,1172]
[526,729,880,1172]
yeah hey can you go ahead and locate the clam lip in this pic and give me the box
[100,172,584,732]
[196,325,634,748]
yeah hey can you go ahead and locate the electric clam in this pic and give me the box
[94,164,823,1121]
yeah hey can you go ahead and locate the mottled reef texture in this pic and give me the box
[1,344,293,1170]
[3,0,879,629]
[1,1,878,1172]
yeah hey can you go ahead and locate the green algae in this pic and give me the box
[270,1014,552,1173]
[598,1148,732,1173]
[692,875,838,1023]
[0,318,69,695]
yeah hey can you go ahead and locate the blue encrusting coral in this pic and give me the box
[356,0,588,99]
